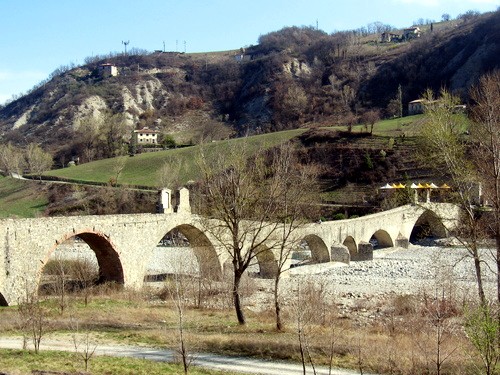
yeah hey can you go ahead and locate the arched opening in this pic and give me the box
[291,235,330,267]
[369,230,394,250]
[410,210,447,244]
[0,292,8,307]
[255,247,278,279]
[343,236,357,258]
[303,235,330,263]
[39,232,123,299]
[147,224,221,282]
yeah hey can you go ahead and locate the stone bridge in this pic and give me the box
[0,196,460,306]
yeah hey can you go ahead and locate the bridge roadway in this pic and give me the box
[0,201,460,306]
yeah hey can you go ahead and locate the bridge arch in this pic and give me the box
[369,229,394,249]
[0,292,8,307]
[159,224,222,280]
[45,231,124,285]
[343,236,357,258]
[302,234,330,263]
[410,210,447,243]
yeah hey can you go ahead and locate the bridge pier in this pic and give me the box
[331,244,350,264]
[351,242,373,261]
[395,234,409,249]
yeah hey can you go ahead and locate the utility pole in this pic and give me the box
[184,40,186,53]
[163,40,165,52]
[122,40,130,55]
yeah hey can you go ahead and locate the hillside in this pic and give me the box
[27,116,435,218]
[0,10,498,168]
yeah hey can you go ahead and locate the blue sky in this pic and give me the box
[0,0,498,104]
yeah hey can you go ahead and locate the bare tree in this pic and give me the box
[71,255,98,306]
[470,70,500,304]
[75,117,101,162]
[419,88,486,305]
[0,143,25,176]
[70,318,97,372]
[17,287,48,354]
[267,144,320,331]
[420,289,459,375]
[24,143,53,178]
[361,109,380,135]
[98,112,130,158]
[164,260,192,374]
[196,141,315,325]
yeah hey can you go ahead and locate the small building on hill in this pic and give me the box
[381,32,400,43]
[98,63,118,78]
[408,99,425,115]
[132,127,160,145]
[402,27,421,41]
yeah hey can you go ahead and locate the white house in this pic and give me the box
[98,63,118,77]
[132,127,160,145]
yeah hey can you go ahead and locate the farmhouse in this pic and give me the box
[408,99,425,115]
[132,127,160,145]
[402,27,421,40]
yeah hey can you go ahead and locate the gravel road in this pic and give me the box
[0,336,376,375]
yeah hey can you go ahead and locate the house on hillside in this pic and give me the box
[98,63,118,77]
[408,99,425,115]
[408,99,466,115]
[381,32,400,43]
[132,127,160,145]
[402,27,421,41]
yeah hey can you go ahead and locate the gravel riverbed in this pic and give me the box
[246,243,498,316]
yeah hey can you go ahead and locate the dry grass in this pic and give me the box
[0,282,484,375]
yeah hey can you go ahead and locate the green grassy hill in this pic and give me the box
[2,115,429,219]
[0,176,48,218]
[42,128,307,187]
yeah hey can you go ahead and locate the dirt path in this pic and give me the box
[0,336,375,375]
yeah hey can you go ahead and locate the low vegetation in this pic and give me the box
[0,276,488,375]
[0,348,232,375]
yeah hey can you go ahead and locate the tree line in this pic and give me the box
[0,142,52,178]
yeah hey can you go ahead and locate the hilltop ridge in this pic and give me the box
[0,10,498,167]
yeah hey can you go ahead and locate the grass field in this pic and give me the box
[0,175,48,218]
[41,116,428,188]
[42,128,307,187]
[0,348,235,375]
[1,115,428,219]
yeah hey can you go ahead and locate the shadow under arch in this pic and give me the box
[410,210,448,244]
[0,292,8,307]
[74,232,124,284]
[343,236,357,258]
[255,246,278,279]
[370,229,394,249]
[302,234,330,263]
[167,224,222,280]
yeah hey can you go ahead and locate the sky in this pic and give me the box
[0,0,498,105]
